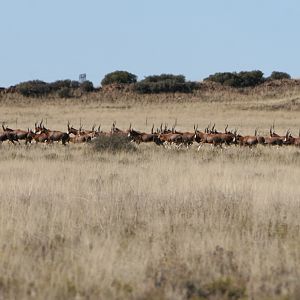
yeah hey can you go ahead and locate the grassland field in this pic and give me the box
[0,88,300,299]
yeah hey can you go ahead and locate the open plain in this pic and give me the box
[1,87,300,299]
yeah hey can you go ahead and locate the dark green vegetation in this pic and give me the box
[101,71,138,86]
[15,79,94,98]
[92,135,137,153]
[1,70,293,98]
[133,74,198,94]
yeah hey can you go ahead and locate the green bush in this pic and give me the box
[238,70,265,87]
[268,71,291,80]
[204,72,240,87]
[141,74,186,83]
[92,135,137,153]
[80,80,94,92]
[49,80,72,91]
[204,70,265,88]
[57,87,72,98]
[101,71,137,86]
[70,80,80,88]
[16,80,51,97]
[134,74,198,94]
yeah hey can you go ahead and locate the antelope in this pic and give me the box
[128,125,162,145]
[157,132,183,148]
[194,125,223,149]
[283,129,300,146]
[0,131,18,144]
[39,125,70,145]
[111,122,130,136]
[264,126,284,146]
[67,122,91,143]
[27,129,48,143]
[217,125,236,145]
[2,123,31,144]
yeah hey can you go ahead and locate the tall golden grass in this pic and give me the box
[0,89,300,299]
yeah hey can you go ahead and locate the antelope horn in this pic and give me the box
[225,124,228,133]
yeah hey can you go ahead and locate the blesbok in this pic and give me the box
[283,129,300,146]
[194,125,224,149]
[264,126,284,146]
[156,124,194,148]
[2,123,32,144]
[66,122,91,143]
[218,125,236,145]
[69,134,91,143]
[128,125,162,145]
[111,122,130,137]
[0,131,19,144]
[27,129,48,144]
[236,129,265,147]
[157,131,183,148]
[39,125,70,145]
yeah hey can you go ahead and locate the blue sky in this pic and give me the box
[1,0,299,87]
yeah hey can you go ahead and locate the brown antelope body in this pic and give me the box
[38,126,69,145]
[2,124,32,144]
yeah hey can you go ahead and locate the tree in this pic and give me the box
[101,71,137,86]
[134,74,198,94]
[204,70,265,88]
[16,80,51,97]
[80,80,94,92]
[268,71,291,81]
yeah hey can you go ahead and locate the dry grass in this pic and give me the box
[0,90,300,299]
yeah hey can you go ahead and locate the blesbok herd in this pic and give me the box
[1,121,300,149]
